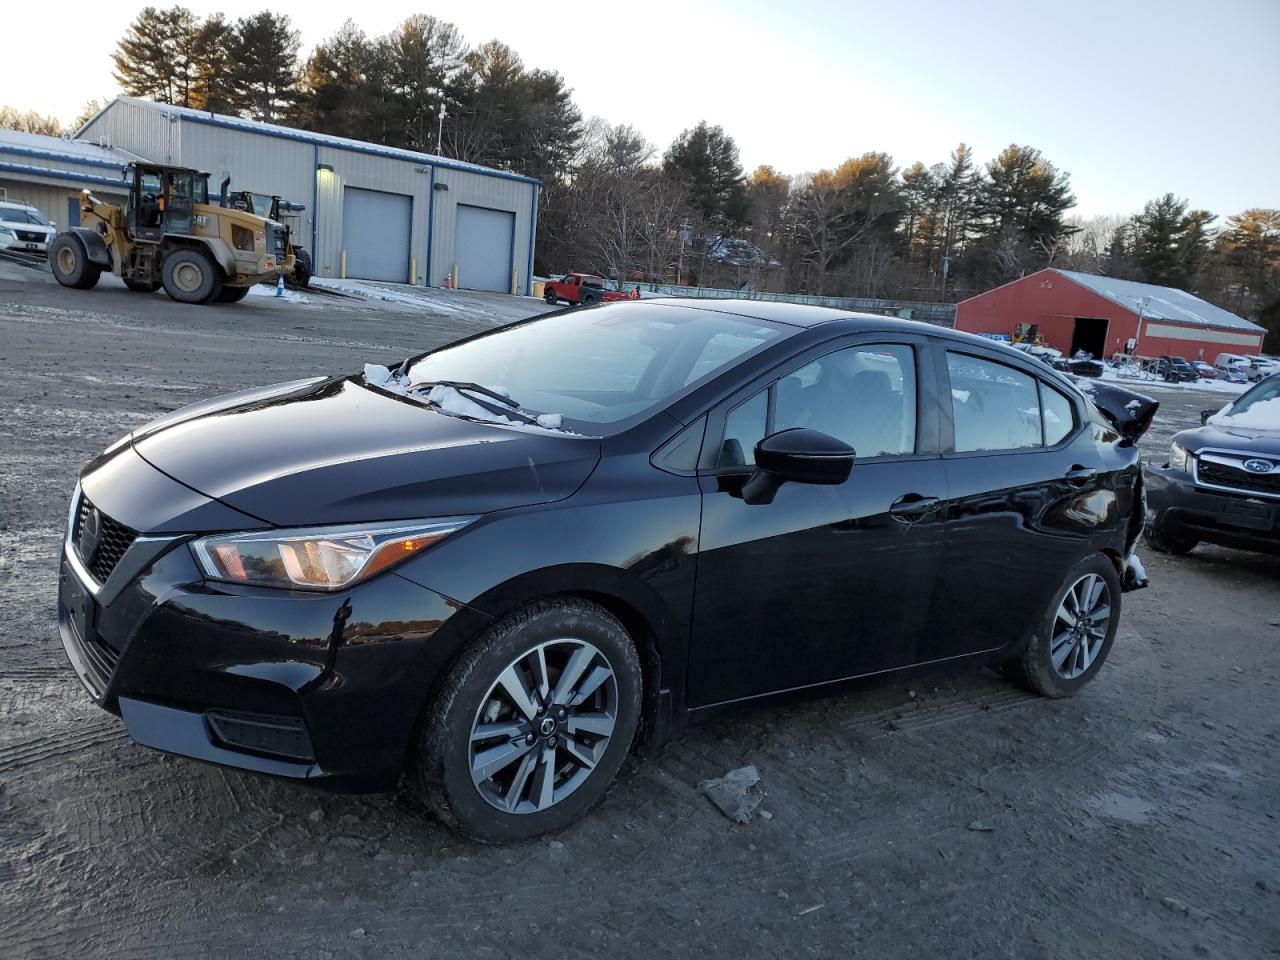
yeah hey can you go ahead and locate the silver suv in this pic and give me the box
[0,200,56,254]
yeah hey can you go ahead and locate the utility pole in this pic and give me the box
[437,102,447,156]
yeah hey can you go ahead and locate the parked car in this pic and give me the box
[1192,360,1216,380]
[1053,356,1105,378]
[58,301,1156,841]
[1146,374,1280,556]
[1214,353,1252,383]
[1247,356,1280,382]
[0,200,56,254]
[542,272,636,306]
[1155,356,1199,383]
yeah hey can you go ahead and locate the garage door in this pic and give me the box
[342,187,411,283]
[455,205,515,293]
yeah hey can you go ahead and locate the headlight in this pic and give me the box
[191,517,475,591]
[1169,441,1189,472]
[0,226,15,237]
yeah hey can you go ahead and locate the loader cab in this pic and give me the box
[129,165,210,242]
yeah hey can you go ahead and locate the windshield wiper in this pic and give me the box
[413,380,519,409]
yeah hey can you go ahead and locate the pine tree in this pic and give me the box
[294,21,386,138]
[191,14,234,113]
[112,6,201,106]
[663,122,749,229]
[381,14,467,152]
[226,12,300,122]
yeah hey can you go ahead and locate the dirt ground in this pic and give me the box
[1,265,1277,960]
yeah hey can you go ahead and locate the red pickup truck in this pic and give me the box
[543,273,637,306]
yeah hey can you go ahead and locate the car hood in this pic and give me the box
[130,376,602,527]
[1177,423,1280,457]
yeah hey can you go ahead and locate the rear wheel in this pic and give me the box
[161,248,222,304]
[49,235,101,290]
[215,285,250,303]
[1008,555,1121,698]
[1144,518,1198,555]
[292,248,312,287]
[123,277,161,293]
[415,598,642,842]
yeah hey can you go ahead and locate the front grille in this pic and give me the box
[1197,460,1280,497]
[75,495,137,583]
[206,709,315,762]
[269,225,288,257]
[16,230,44,243]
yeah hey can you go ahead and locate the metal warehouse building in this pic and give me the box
[955,268,1266,361]
[0,128,133,227]
[76,97,539,293]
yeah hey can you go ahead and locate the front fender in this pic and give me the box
[68,227,110,266]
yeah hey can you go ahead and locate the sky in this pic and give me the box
[5,0,1278,219]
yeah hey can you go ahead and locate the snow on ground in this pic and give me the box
[312,277,463,311]
[1098,364,1249,396]
[247,283,310,304]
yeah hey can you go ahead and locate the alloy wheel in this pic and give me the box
[468,639,618,814]
[1050,573,1112,679]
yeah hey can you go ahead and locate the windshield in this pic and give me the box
[405,304,785,431]
[0,206,50,225]
[1212,376,1280,428]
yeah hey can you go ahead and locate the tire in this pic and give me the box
[49,234,101,290]
[215,285,250,303]
[1143,518,1198,555]
[161,248,222,304]
[544,289,558,305]
[123,277,161,293]
[292,248,312,288]
[414,598,642,843]
[1008,554,1122,699]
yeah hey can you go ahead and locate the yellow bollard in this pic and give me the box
[410,257,417,285]
[511,269,519,296]
[340,249,347,279]
[452,263,459,289]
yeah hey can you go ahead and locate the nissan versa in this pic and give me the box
[58,300,1157,842]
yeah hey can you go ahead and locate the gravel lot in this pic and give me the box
[1,264,1277,959]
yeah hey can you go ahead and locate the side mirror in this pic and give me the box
[1200,409,1216,425]
[741,428,854,505]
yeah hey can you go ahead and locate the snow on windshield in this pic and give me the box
[1209,395,1280,429]
[362,364,570,433]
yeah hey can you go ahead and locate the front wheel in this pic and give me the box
[161,248,222,304]
[1007,555,1121,698]
[544,289,558,305]
[49,235,101,290]
[414,599,642,842]
[1143,519,1198,555]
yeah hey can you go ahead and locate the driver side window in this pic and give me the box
[716,343,918,467]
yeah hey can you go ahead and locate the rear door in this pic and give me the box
[687,334,947,707]
[926,347,1111,661]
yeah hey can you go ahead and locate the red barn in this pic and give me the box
[955,268,1265,362]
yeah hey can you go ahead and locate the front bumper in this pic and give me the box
[1146,464,1280,555]
[57,523,489,791]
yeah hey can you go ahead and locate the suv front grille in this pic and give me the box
[1197,459,1280,498]
[75,495,137,583]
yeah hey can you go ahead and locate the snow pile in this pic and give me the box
[1209,396,1280,429]
[247,283,310,304]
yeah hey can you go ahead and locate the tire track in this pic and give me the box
[0,723,127,773]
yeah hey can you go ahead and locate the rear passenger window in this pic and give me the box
[1040,383,1075,446]
[947,353,1042,452]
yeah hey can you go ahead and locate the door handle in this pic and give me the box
[1064,465,1097,486]
[889,494,940,523]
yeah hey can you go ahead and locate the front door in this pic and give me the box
[686,337,946,708]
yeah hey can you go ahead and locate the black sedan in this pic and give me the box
[1145,375,1280,556]
[58,300,1156,841]
[1156,356,1199,383]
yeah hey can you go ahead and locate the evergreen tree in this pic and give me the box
[191,14,234,113]
[294,20,390,139]
[663,122,749,229]
[112,6,202,106]
[970,145,1076,282]
[226,12,300,122]
[382,14,467,152]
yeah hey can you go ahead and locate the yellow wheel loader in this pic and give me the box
[49,163,294,305]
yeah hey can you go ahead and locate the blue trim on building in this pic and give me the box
[173,110,541,186]
[526,183,539,296]
[0,142,130,173]
[310,143,318,256]
[425,164,436,287]
[0,160,130,189]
